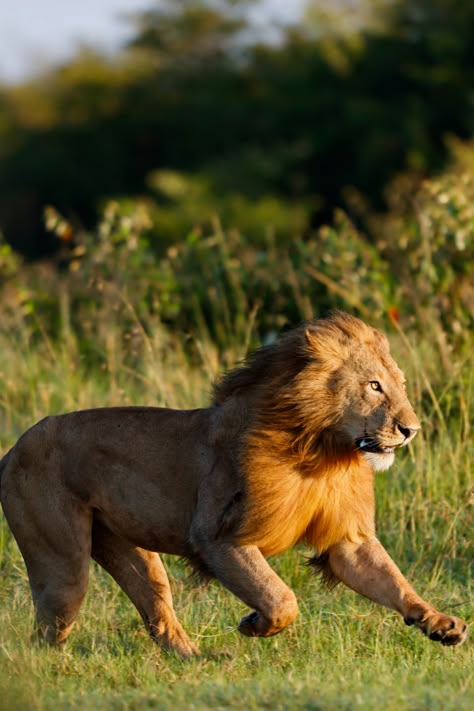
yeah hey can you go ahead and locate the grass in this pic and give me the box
[0,312,473,710]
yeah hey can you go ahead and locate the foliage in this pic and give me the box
[370,139,474,341]
[1,0,474,255]
[1,139,472,367]
[0,202,391,361]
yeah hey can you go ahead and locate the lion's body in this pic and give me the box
[2,408,215,555]
[0,313,467,655]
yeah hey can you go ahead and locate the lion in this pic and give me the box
[0,312,468,657]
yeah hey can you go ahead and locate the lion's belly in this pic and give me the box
[93,507,190,554]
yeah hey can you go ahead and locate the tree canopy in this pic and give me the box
[1,0,474,256]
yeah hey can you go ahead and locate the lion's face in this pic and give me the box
[334,336,421,472]
[301,317,421,472]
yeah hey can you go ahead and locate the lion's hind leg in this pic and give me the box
[32,574,90,645]
[1,439,93,646]
[5,502,92,645]
[91,520,199,658]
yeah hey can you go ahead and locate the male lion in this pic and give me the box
[0,312,468,656]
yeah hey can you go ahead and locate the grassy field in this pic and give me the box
[0,317,472,711]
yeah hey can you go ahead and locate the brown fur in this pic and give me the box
[0,312,468,656]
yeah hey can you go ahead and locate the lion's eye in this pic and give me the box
[369,381,383,392]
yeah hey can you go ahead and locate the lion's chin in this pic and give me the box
[362,450,395,472]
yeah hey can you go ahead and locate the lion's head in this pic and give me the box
[300,312,421,471]
[215,311,420,473]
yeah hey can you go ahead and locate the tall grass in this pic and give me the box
[0,274,472,709]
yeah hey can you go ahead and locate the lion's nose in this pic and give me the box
[397,423,420,440]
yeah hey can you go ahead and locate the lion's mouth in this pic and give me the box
[356,438,397,455]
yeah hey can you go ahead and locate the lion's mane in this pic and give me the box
[213,312,380,577]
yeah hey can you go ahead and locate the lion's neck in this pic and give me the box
[238,436,376,558]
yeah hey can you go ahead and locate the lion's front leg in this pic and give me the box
[326,537,468,647]
[192,541,299,637]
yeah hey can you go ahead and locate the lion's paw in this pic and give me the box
[155,623,200,658]
[238,611,285,638]
[405,610,468,647]
[172,637,201,659]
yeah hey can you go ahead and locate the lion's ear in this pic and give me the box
[304,325,349,365]
[371,327,390,352]
[304,327,319,351]
[304,326,332,360]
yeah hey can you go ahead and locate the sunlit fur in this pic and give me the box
[213,311,418,561]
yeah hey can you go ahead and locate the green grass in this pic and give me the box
[0,319,473,710]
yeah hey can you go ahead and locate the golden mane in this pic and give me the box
[213,312,381,561]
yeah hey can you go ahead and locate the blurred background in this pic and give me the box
[0,0,473,354]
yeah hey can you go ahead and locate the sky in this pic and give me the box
[0,0,304,83]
